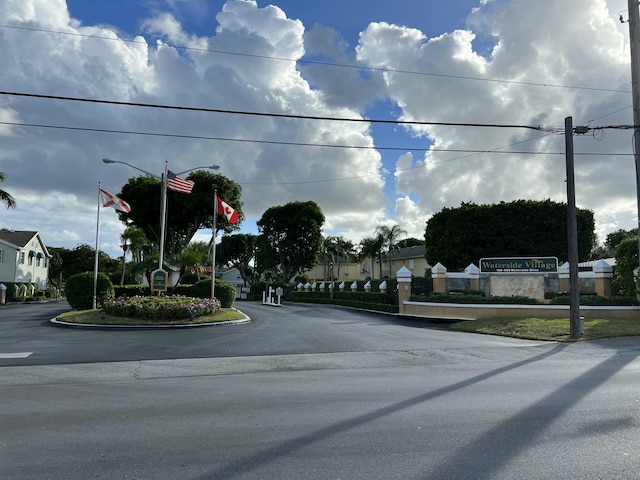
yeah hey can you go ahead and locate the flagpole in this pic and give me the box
[158,160,168,273]
[211,190,218,300]
[93,181,101,310]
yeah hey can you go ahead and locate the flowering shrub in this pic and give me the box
[102,295,221,321]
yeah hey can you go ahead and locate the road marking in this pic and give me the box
[0,352,33,358]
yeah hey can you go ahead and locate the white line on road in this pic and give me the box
[0,352,33,358]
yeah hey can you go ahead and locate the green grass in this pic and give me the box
[449,317,640,341]
[57,308,246,326]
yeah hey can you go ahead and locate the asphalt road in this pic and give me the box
[0,301,534,366]
[1,301,640,479]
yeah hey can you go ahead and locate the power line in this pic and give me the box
[2,120,631,156]
[0,119,557,152]
[0,23,631,95]
[0,90,557,131]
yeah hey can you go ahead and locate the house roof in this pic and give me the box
[0,229,50,256]
[0,229,38,248]
[391,245,426,260]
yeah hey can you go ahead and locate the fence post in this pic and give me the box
[396,266,412,315]
[559,262,570,293]
[432,263,448,293]
[593,260,613,298]
[465,263,480,291]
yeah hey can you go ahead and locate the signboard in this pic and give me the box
[480,257,558,273]
[151,268,168,292]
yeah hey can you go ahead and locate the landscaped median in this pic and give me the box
[448,317,640,342]
[404,292,640,341]
[53,295,247,327]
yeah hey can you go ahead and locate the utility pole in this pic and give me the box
[627,0,640,274]
[565,117,582,338]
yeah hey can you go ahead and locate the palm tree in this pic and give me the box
[0,172,16,209]
[360,234,385,280]
[120,225,148,285]
[376,224,408,278]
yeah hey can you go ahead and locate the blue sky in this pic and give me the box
[0,0,635,260]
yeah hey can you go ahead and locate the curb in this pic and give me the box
[49,309,251,330]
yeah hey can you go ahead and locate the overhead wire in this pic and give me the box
[0,90,555,131]
[0,24,635,187]
[0,23,631,95]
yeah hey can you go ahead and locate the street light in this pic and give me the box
[102,158,219,177]
[102,158,220,274]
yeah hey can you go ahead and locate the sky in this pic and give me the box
[0,0,635,261]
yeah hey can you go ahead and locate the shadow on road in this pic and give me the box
[198,343,573,479]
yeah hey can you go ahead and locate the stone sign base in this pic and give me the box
[489,275,545,300]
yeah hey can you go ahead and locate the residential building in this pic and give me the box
[0,229,51,289]
[389,245,430,278]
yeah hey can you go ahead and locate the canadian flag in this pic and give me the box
[217,196,238,224]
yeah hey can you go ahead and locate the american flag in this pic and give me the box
[166,170,195,194]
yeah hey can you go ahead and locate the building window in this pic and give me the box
[19,252,25,264]
[409,259,415,270]
[0,249,3,263]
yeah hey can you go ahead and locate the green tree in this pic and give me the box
[116,171,243,259]
[47,247,66,287]
[257,201,325,283]
[376,224,408,278]
[216,234,259,286]
[53,244,118,281]
[360,234,385,280]
[396,237,423,249]
[119,225,148,285]
[324,236,354,282]
[613,236,639,296]
[175,248,203,282]
[0,171,16,209]
[425,200,596,270]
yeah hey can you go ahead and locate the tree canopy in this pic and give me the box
[117,171,243,258]
[0,171,16,209]
[216,233,259,286]
[376,224,408,277]
[48,244,119,282]
[257,201,325,282]
[424,200,596,270]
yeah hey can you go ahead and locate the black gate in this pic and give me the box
[411,277,432,296]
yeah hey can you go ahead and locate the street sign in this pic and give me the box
[151,269,168,292]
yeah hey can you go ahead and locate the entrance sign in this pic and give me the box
[151,268,168,292]
[480,257,558,273]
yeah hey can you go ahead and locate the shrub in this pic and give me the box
[66,272,114,309]
[170,284,195,296]
[409,293,540,304]
[180,273,200,285]
[549,294,639,306]
[103,295,220,320]
[193,278,236,308]
[114,285,150,298]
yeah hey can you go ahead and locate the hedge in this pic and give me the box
[549,294,640,306]
[66,272,114,309]
[193,278,236,308]
[410,293,541,305]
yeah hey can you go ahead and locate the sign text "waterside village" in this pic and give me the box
[480,257,558,273]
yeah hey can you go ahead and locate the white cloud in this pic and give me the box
[357,0,635,247]
[0,0,387,258]
[0,0,637,264]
